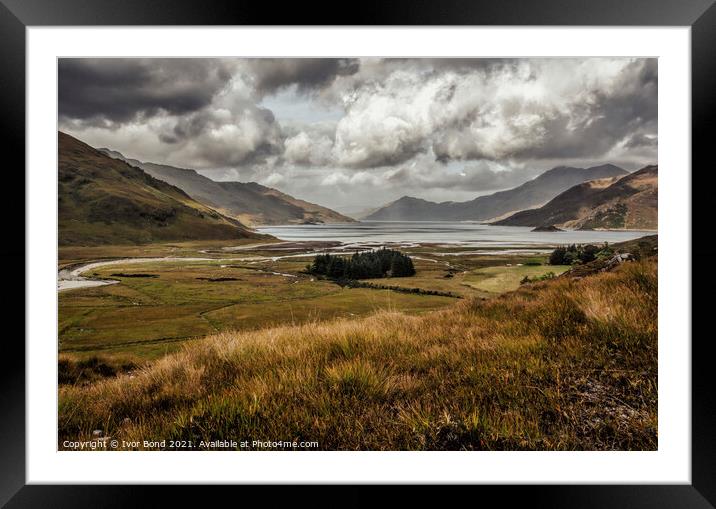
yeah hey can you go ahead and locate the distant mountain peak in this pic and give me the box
[539,165,580,176]
[365,163,628,222]
[395,195,430,203]
[589,163,621,170]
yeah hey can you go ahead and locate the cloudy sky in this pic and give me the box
[58,58,657,214]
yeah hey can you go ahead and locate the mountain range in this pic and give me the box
[99,149,354,226]
[364,164,629,222]
[495,165,658,230]
[60,129,657,246]
[58,132,261,246]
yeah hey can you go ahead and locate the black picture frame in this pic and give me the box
[2,0,713,505]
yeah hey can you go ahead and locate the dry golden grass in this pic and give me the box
[59,259,657,451]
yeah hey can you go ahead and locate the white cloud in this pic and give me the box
[284,131,334,166]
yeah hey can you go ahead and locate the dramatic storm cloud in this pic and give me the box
[245,58,360,95]
[59,57,657,212]
[59,58,236,123]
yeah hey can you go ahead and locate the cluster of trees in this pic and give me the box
[549,243,614,265]
[343,279,458,298]
[307,248,416,279]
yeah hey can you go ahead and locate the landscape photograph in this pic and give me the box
[57,57,658,451]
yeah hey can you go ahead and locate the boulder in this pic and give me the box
[604,253,635,270]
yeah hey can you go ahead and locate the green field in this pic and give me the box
[58,249,560,361]
[59,258,455,360]
[463,265,570,293]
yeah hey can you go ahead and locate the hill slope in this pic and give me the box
[365,164,628,221]
[495,165,658,230]
[99,150,354,226]
[59,132,260,245]
[59,256,657,450]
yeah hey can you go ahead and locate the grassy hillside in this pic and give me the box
[218,181,354,226]
[59,258,657,450]
[496,166,658,230]
[564,166,658,230]
[59,132,261,245]
[99,150,354,226]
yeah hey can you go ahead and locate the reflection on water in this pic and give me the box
[257,221,654,247]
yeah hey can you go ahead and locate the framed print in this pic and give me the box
[2,0,714,505]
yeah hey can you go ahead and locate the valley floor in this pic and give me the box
[58,241,565,360]
[57,240,657,451]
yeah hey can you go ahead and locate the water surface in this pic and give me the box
[257,221,654,247]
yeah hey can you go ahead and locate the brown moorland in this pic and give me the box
[59,257,657,451]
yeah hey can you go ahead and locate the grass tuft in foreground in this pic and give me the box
[58,355,139,386]
[59,260,657,450]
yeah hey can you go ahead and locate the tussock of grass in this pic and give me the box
[59,260,657,450]
[58,355,139,386]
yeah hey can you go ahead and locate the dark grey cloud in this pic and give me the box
[152,104,284,168]
[246,58,360,95]
[58,58,234,123]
